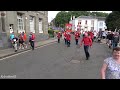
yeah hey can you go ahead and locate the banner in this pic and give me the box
[65,23,72,32]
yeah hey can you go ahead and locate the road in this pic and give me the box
[0,35,112,79]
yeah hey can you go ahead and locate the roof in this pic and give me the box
[76,16,95,19]
[97,17,106,21]
[76,15,106,20]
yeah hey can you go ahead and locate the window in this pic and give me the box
[91,27,94,30]
[17,13,24,33]
[99,22,103,27]
[29,16,35,33]
[39,18,43,33]
[85,20,87,24]
[99,28,102,31]
[91,20,94,25]
[78,20,81,24]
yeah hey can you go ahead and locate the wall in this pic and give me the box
[75,18,97,31]
[74,18,104,32]
[75,19,78,31]
[94,19,98,32]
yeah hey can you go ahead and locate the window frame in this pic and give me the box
[17,13,24,33]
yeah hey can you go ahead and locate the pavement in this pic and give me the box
[0,38,58,59]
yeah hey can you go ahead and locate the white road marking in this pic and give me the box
[0,41,57,61]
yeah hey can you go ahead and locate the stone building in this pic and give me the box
[0,11,48,49]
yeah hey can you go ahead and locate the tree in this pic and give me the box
[54,11,109,28]
[54,11,69,28]
[105,11,120,31]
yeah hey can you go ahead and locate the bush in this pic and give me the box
[48,29,54,37]
[48,29,54,34]
[53,30,59,33]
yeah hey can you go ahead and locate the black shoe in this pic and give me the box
[109,46,111,49]
[15,50,17,52]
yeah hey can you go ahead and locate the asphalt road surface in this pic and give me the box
[0,35,112,79]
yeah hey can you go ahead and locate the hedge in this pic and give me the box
[48,29,54,37]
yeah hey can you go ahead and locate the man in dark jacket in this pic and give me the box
[107,31,114,48]
[112,32,119,48]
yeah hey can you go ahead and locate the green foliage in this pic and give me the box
[54,11,69,28]
[48,29,54,37]
[54,30,59,33]
[54,11,109,28]
[90,12,108,17]
[105,11,120,31]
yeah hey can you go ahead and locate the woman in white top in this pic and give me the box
[101,47,120,79]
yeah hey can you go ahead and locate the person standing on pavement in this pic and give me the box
[29,32,35,50]
[108,31,114,49]
[10,32,15,48]
[100,47,120,79]
[112,32,119,49]
[106,31,110,45]
[12,35,18,52]
[74,31,80,45]
[18,32,24,49]
[22,32,27,49]
[57,32,61,43]
[80,33,92,60]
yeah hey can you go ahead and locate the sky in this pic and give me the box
[48,11,112,23]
